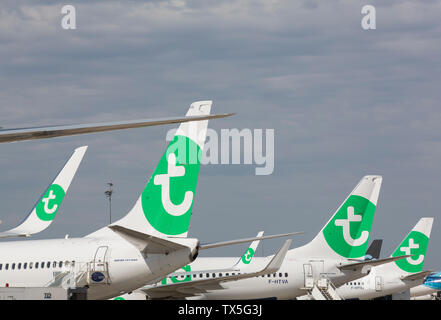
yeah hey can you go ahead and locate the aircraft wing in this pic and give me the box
[140,239,292,299]
[0,113,233,143]
[0,146,87,239]
[338,255,412,272]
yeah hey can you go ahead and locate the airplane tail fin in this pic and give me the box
[111,101,212,238]
[0,146,87,238]
[233,231,264,268]
[385,217,434,275]
[293,175,382,259]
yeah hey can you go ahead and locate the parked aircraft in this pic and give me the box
[130,175,410,300]
[0,146,87,239]
[411,272,441,300]
[337,218,433,300]
[0,101,273,300]
[113,231,292,300]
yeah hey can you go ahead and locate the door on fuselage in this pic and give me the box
[303,263,314,288]
[375,276,383,292]
[90,246,110,284]
[303,260,325,289]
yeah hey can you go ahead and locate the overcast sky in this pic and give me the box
[1,0,441,270]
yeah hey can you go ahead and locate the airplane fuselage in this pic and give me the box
[0,231,197,300]
[152,250,370,300]
[336,267,424,300]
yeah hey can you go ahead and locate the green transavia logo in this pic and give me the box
[393,231,429,273]
[322,195,376,258]
[161,265,192,285]
[36,184,66,221]
[142,135,201,235]
[242,248,255,264]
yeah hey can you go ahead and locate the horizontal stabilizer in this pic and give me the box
[0,113,233,143]
[142,240,292,299]
[108,225,189,254]
[338,255,412,271]
[401,270,433,281]
[199,232,302,250]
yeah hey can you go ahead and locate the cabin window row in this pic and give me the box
[0,261,75,271]
[261,273,289,278]
[172,272,289,280]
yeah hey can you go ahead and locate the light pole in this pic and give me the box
[105,182,113,224]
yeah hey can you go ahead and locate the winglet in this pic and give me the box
[256,239,292,275]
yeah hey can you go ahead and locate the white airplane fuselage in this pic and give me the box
[336,265,424,300]
[0,231,197,300]
[156,249,368,300]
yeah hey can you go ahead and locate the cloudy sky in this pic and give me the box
[1,0,441,270]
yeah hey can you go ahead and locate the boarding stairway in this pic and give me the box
[300,277,343,300]
[44,261,112,290]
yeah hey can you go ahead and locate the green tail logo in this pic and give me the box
[322,195,376,258]
[141,135,201,235]
[241,248,255,264]
[393,231,429,273]
[35,184,66,221]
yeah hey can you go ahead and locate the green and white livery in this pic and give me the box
[0,146,87,238]
[337,217,434,299]
[238,231,263,266]
[112,101,211,237]
[294,175,382,260]
[128,176,409,301]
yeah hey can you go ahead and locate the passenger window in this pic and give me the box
[52,261,57,268]
[46,262,50,268]
[41,262,45,269]
[59,261,63,268]
[29,262,33,269]
[18,263,22,270]
[226,273,229,276]
[219,273,222,277]
[0,264,2,270]
[285,273,288,277]
[12,263,15,270]
[279,273,282,277]
[24,263,27,269]
[5,264,9,270]
[206,273,209,278]
[273,273,276,277]
[267,274,270,277]
[212,273,215,278]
